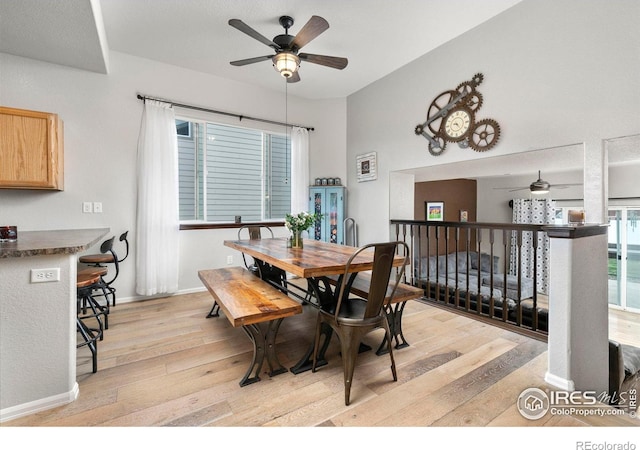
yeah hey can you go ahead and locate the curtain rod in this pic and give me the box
[555,197,640,202]
[136,94,314,131]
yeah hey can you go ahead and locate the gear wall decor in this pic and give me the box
[414,73,501,156]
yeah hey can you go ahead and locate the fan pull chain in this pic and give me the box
[284,78,289,184]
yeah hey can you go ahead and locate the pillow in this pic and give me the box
[455,251,471,272]
[470,252,499,273]
[621,343,640,377]
[482,274,535,299]
[438,254,457,273]
[437,252,470,273]
[415,256,438,279]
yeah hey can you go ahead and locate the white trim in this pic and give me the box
[544,372,575,392]
[0,382,79,423]
[116,286,207,304]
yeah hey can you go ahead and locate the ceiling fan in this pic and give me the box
[494,170,582,194]
[228,15,348,83]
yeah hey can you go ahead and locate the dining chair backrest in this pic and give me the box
[100,236,115,255]
[117,231,130,263]
[237,225,276,274]
[237,225,274,240]
[335,241,410,320]
[101,236,120,285]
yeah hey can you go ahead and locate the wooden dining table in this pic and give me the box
[223,237,410,373]
[224,237,397,279]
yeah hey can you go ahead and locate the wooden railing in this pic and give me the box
[391,219,549,341]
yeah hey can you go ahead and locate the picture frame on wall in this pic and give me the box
[356,152,377,182]
[460,210,468,222]
[425,201,444,221]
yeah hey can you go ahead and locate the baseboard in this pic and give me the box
[544,371,575,391]
[116,286,207,304]
[0,382,79,423]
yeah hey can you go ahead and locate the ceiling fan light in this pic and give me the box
[530,181,550,194]
[273,52,300,78]
[529,170,550,194]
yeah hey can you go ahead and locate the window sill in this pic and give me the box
[180,221,285,231]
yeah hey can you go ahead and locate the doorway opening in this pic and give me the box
[608,207,640,312]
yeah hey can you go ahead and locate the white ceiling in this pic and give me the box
[0,0,523,100]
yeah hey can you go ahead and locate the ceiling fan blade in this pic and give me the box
[230,55,273,66]
[291,16,329,51]
[299,53,348,70]
[508,187,529,193]
[229,19,278,49]
[493,186,526,190]
[287,72,301,83]
[553,183,583,188]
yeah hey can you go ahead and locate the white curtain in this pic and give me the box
[510,198,555,295]
[135,100,180,296]
[290,126,309,214]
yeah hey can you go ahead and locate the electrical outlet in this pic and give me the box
[31,268,61,283]
[226,255,233,265]
[83,202,93,213]
[93,202,103,213]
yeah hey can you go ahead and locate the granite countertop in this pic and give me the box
[0,228,110,258]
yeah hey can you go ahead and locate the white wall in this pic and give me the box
[0,254,77,413]
[346,0,640,244]
[0,51,347,300]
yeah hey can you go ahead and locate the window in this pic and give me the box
[177,119,291,222]
[175,120,191,137]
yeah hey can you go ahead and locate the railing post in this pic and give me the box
[502,229,509,322]
[543,224,609,394]
[389,219,548,339]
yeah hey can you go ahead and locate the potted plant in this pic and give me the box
[285,212,322,248]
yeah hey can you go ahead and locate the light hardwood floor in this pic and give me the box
[3,290,638,435]
[609,307,640,347]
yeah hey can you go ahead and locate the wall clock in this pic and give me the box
[414,73,501,156]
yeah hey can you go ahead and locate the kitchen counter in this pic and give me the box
[0,227,110,422]
[0,228,109,258]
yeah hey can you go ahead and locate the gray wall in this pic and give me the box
[0,51,347,300]
[1,0,639,301]
[346,0,640,244]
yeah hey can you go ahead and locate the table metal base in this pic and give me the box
[239,318,288,387]
[376,301,410,355]
[253,259,411,373]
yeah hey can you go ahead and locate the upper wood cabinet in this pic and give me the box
[0,106,64,190]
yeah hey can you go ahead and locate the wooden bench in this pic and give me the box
[198,267,302,387]
[325,272,424,354]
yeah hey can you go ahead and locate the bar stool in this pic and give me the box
[77,273,105,373]
[77,265,110,329]
[79,231,129,307]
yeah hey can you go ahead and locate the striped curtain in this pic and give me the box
[510,198,555,295]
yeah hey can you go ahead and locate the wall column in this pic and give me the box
[543,224,609,394]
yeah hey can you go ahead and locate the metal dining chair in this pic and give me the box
[237,225,274,274]
[237,225,287,289]
[311,241,410,405]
